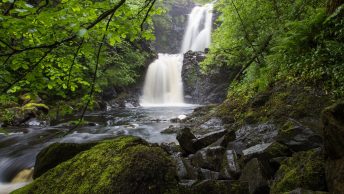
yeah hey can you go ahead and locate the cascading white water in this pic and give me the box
[181,3,213,53]
[141,3,213,106]
[141,54,184,106]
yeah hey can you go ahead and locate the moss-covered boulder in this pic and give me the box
[13,136,178,194]
[271,149,327,193]
[33,142,97,179]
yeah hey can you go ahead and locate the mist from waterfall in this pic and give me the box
[141,3,213,106]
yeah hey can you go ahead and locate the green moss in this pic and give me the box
[0,128,8,135]
[271,150,326,194]
[22,103,49,111]
[33,142,97,179]
[13,136,178,194]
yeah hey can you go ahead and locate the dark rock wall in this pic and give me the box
[182,51,240,104]
[152,0,195,53]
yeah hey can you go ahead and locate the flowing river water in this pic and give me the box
[0,105,198,193]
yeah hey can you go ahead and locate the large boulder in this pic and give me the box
[277,120,323,152]
[220,150,241,180]
[177,127,229,155]
[239,158,272,194]
[33,142,97,178]
[177,127,198,154]
[322,101,344,193]
[229,123,278,154]
[189,146,226,172]
[13,136,178,194]
[270,149,327,193]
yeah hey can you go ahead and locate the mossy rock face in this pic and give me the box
[13,136,178,194]
[271,149,327,193]
[33,142,97,179]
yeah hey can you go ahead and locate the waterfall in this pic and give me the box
[141,3,213,106]
[140,54,184,106]
[181,3,213,53]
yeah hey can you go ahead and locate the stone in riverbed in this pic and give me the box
[177,127,198,154]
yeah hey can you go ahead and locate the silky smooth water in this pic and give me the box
[180,3,213,53]
[141,3,213,107]
[141,54,184,106]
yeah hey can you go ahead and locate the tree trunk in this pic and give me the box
[327,0,343,14]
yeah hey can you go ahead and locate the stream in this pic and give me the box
[0,105,197,193]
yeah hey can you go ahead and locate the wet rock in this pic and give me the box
[322,101,344,193]
[220,150,240,180]
[180,180,249,194]
[239,158,272,194]
[14,136,179,194]
[177,127,198,154]
[271,149,326,193]
[24,118,49,127]
[33,142,97,179]
[230,123,278,153]
[173,155,189,179]
[277,120,323,152]
[8,103,49,126]
[199,118,224,131]
[177,127,229,155]
[189,146,226,171]
[209,130,236,148]
[11,168,34,183]
[194,129,228,149]
[198,168,220,180]
[161,125,180,134]
[160,142,181,155]
[241,142,291,162]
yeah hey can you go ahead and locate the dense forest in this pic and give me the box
[0,0,343,193]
